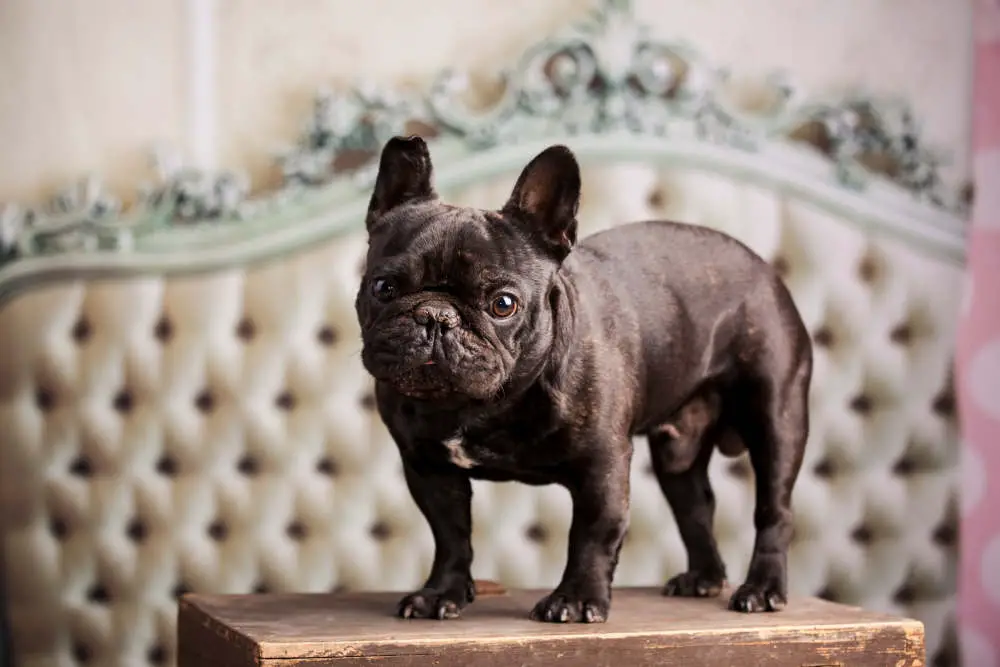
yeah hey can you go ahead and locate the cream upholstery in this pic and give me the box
[0,163,961,666]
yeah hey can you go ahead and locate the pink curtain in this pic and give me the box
[957,1,1000,664]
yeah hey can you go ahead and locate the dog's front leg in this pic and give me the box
[396,460,475,620]
[531,447,632,624]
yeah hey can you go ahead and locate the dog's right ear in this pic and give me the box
[366,135,436,229]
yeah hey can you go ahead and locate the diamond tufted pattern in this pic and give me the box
[0,163,961,666]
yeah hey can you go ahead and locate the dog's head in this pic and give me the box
[355,136,581,402]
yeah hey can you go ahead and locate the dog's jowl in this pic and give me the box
[355,135,812,623]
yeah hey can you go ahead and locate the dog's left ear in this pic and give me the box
[366,135,436,229]
[502,145,581,260]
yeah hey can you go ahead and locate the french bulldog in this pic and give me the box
[355,135,812,623]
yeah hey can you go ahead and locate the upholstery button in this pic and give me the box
[172,582,190,599]
[252,582,269,594]
[35,387,56,412]
[727,458,753,480]
[647,188,666,208]
[849,394,874,415]
[112,389,134,414]
[275,391,296,411]
[644,462,655,477]
[771,256,790,277]
[889,323,913,345]
[50,517,70,540]
[126,518,148,543]
[86,583,111,604]
[932,390,955,418]
[525,523,548,543]
[892,583,917,605]
[317,325,339,346]
[813,326,835,348]
[851,524,874,545]
[933,522,957,548]
[156,455,179,477]
[237,455,260,476]
[146,644,168,666]
[236,317,256,342]
[359,393,376,411]
[195,389,215,414]
[153,316,173,343]
[316,457,339,476]
[369,521,392,541]
[69,456,94,478]
[892,455,917,476]
[331,583,348,594]
[813,458,836,479]
[816,586,838,602]
[71,317,92,344]
[72,641,91,664]
[858,254,879,283]
[286,520,308,541]
[207,520,229,541]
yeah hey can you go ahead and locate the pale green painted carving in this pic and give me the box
[0,0,970,305]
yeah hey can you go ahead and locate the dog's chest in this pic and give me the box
[436,425,566,484]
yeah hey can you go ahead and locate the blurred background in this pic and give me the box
[1,1,997,666]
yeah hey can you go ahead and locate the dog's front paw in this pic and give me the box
[662,570,726,598]
[397,588,468,620]
[529,592,609,623]
[727,582,787,613]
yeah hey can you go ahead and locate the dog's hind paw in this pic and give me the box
[662,570,726,598]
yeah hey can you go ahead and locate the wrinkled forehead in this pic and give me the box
[371,203,531,282]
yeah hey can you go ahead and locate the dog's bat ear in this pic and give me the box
[366,135,436,229]
[502,145,580,260]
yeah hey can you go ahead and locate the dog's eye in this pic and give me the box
[489,294,518,318]
[371,278,397,302]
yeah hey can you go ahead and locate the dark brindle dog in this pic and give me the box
[355,136,812,623]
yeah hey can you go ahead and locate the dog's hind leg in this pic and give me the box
[649,419,728,598]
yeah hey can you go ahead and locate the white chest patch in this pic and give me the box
[443,434,477,469]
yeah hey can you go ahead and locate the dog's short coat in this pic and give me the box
[355,136,812,623]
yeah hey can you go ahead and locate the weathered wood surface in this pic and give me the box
[178,584,925,666]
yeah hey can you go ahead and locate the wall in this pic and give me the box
[0,0,975,207]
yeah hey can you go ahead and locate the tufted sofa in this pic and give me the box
[0,3,970,666]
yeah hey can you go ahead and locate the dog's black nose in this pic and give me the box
[413,303,460,330]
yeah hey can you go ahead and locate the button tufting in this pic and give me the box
[112,389,134,414]
[525,523,548,543]
[858,254,879,283]
[317,325,338,346]
[316,456,339,476]
[331,583,348,594]
[207,520,229,542]
[71,317,92,343]
[727,458,753,480]
[813,325,835,348]
[275,391,296,411]
[369,521,392,541]
[286,520,308,541]
[155,454,179,477]
[771,256,790,277]
[69,456,93,478]
[851,524,875,545]
[932,390,955,418]
[252,582,269,594]
[890,323,913,345]
[172,582,190,599]
[849,394,874,415]
[126,518,148,543]
[72,641,91,664]
[893,583,917,605]
[236,317,256,341]
[195,389,215,414]
[359,392,376,411]
[644,462,655,477]
[813,458,836,479]
[86,583,110,605]
[153,316,173,343]
[237,454,260,476]
[146,644,167,666]
[816,586,838,602]
[647,188,666,208]
[933,522,957,548]
[49,517,69,540]
[35,387,55,412]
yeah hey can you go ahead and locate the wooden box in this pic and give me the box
[178,586,925,666]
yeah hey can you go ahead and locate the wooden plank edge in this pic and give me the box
[178,594,263,667]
